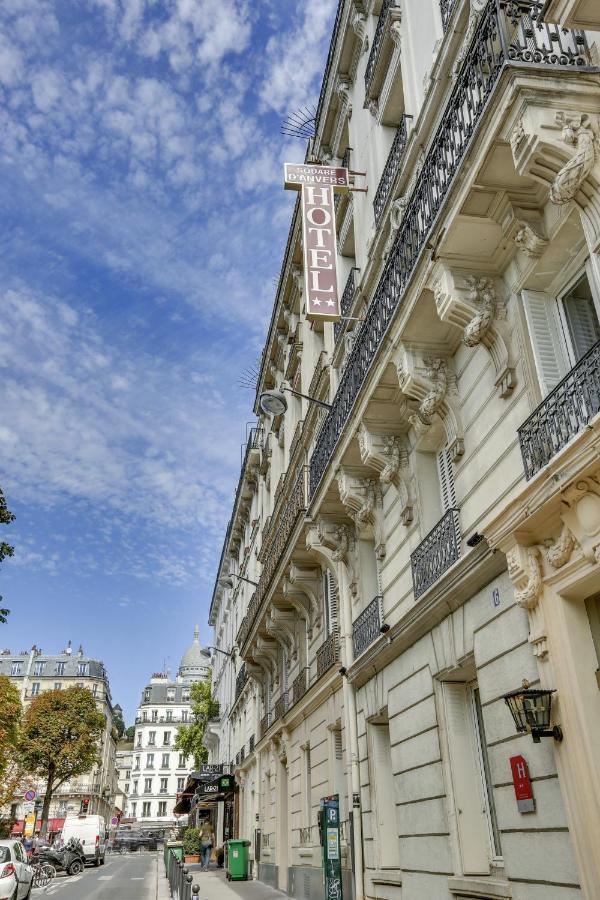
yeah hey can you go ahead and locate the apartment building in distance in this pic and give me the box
[127,627,211,835]
[208,2,600,899]
[0,642,118,830]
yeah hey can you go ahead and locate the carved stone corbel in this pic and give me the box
[256,636,281,686]
[285,563,323,632]
[506,543,547,659]
[545,522,578,569]
[432,266,516,400]
[336,468,386,558]
[549,112,599,206]
[307,520,359,601]
[336,78,352,120]
[267,608,298,662]
[513,219,548,259]
[559,473,600,564]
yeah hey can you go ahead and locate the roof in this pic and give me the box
[178,625,211,677]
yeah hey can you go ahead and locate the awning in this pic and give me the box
[11,818,65,835]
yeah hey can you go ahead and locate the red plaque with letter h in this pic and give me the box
[510,755,535,813]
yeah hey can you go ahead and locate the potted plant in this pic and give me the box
[183,827,201,863]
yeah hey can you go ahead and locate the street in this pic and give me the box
[34,852,157,899]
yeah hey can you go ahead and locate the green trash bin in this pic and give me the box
[225,839,251,881]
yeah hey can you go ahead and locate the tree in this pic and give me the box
[113,708,125,738]
[19,687,105,838]
[0,676,27,811]
[174,678,218,769]
[0,488,15,623]
[124,725,135,742]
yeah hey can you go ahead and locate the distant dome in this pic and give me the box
[178,625,210,680]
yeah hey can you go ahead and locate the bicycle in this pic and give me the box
[31,861,57,888]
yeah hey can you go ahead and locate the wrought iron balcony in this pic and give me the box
[235,663,248,702]
[334,268,359,345]
[411,509,461,599]
[240,745,245,762]
[440,0,458,29]
[292,667,309,705]
[309,1,591,500]
[352,596,383,657]
[260,712,271,736]
[235,751,240,766]
[273,692,288,722]
[308,350,330,400]
[249,734,255,753]
[373,115,410,225]
[365,0,401,98]
[237,467,308,651]
[316,633,339,678]
[518,340,600,480]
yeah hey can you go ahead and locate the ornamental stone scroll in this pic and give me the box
[357,424,415,525]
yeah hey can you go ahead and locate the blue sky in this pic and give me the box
[0,0,336,722]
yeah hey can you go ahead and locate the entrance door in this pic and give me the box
[277,755,289,892]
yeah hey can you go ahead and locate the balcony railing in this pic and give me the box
[334,268,360,345]
[309,1,591,500]
[411,509,461,599]
[352,596,383,657]
[308,350,330,399]
[235,663,248,702]
[237,468,308,651]
[365,0,401,97]
[518,340,600,480]
[273,693,288,722]
[373,115,410,224]
[260,711,271,736]
[249,734,255,753]
[292,667,309,706]
[240,745,246,762]
[440,0,458,29]
[316,633,339,678]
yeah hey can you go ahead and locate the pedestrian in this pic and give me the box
[198,820,214,872]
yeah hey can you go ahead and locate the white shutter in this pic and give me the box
[326,571,339,635]
[437,449,456,514]
[521,290,570,395]
[442,682,490,875]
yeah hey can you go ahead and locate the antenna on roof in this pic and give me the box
[281,105,317,140]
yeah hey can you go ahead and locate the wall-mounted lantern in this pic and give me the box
[503,680,563,743]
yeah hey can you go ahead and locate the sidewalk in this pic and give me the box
[157,859,286,900]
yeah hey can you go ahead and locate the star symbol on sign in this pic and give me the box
[326,300,335,307]
[312,299,321,306]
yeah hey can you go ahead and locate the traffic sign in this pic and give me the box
[22,802,35,815]
[24,790,36,802]
[111,816,119,825]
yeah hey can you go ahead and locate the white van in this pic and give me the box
[60,815,106,866]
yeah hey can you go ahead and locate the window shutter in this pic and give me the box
[326,571,339,635]
[521,290,570,395]
[437,449,456,514]
[334,730,343,761]
[442,682,489,875]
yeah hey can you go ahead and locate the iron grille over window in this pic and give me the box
[518,339,600,480]
[352,596,383,657]
[373,115,410,224]
[292,667,309,705]
[411,509,461,599]
[235,663,248,701]
[316,633,339,678]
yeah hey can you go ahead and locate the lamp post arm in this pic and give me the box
[284,387,332,409]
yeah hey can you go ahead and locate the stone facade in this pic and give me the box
[0,643,118,823]
[208,2,600,899]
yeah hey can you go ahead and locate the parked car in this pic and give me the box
[59,815,106,866]
[0,840,34,899]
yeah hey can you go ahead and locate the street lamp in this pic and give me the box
[207,646,235,660]
[503,680,563,743]
[217,574,258,590]
[259,387,332,416]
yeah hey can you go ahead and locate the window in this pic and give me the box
[10,661,21,676]
[125,782,130,794]
[441,681,501,874]
[92,683,98,696]
[54,683,62,690]
[148,731,156,746]
[55,661,65,676]
[522,266,600,396]
[144,778,152,793]
[131,802,137,817]
[77,662,88,676]
[144,689,151,702]
[136,733,142,748]
[163,731,171,746]
[166,710,173,722]
[146,754,154,769]
[368,722,399,868]
[151,710,158,722]
[160,778,168,794]
[181,710,188,723]
[161,754,170,769]
[158,801,167,816]
[177,777,185,791]
[182,689,190,702]
[323,570,339,636]
[302,745,312,828]
[132,780,138,796]
[178,753,186,768]
[330,728,345,821]
[33,661,46,676]
[142,711,148,722]
[167,688,175,702]
[142,802,151,817]
[125,769,131,779]
[31,682,40,696]
[134,756,140,770]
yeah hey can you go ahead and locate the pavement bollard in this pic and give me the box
[191,884,200,898]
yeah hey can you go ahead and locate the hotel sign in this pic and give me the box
[284,164,349,322]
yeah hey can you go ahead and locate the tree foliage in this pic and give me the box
[0,488,15,623]
[19,687,105,837]
[113,707,125,738]
[124,724,135,742]
[0,676,24,806]
[174,677,218,769]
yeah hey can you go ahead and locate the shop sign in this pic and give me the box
[200,764,223,775]
[510,754,535,813]
[284,163,349,322]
